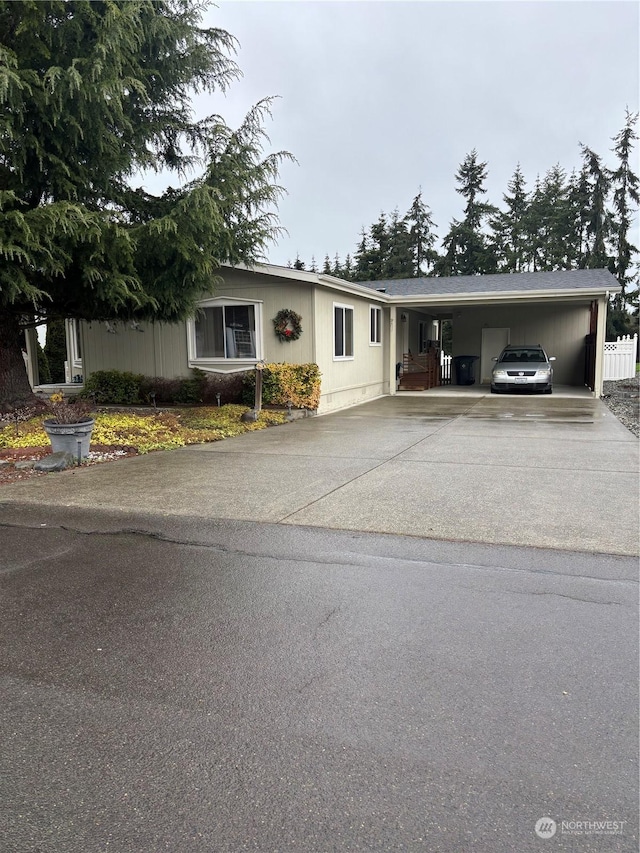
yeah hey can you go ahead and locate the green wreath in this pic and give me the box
[273,309,303,342]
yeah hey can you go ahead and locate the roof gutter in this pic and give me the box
[389,286,621,306]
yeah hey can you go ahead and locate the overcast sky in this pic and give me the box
[180,1,639,268]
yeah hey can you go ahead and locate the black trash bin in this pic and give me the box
[453,355,479,385]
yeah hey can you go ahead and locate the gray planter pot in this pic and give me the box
[43,418,95,460]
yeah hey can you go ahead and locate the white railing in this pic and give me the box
[603,334,638,381]
[440,352,452,383]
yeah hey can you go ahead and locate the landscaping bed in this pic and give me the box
[0,405,288,487]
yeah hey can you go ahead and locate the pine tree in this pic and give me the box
[0,1,291,409]
[292,254,305,271]
[383,208,413,279]
[440,150,498,275]
[332,253,342,278]
[405,190,438,276]
[580,144,612,271]
[609,109,640,307]
[352,228,372,281]
[489,165,529,273]
[309,255,318,273]
[322,254,332,275]
[367,213,390,280]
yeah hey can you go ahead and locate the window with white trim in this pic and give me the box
[334,303,354,359]
[188,298,262,368]
[369,306,382,345]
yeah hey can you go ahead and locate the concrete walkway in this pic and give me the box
[2,395,638,555]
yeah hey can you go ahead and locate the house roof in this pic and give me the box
[225,263,621,306]
[360,268,621,298]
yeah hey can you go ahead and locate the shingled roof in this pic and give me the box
[360,268,620,297]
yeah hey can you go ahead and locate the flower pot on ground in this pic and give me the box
[42,394,95,459]
[42,418,95,458]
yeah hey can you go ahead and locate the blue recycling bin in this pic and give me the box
[453,355,479,385]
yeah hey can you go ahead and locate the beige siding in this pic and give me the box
[81,320,190,379]
[312,286,389,413]
[81,268,315,380]
[452,301,591,385]
[213,268,314,365]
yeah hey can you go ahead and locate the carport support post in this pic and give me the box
[389,306,397,396]
[594,296,607,398]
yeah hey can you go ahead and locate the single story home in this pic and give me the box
[25,266,621,413]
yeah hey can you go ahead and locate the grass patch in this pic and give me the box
[0,405,288,454]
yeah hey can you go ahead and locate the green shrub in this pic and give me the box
[243,363,321,409]
[139,370,248,406]
[44,318,67,384]
[83,370,144,404]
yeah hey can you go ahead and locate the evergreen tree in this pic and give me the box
[367,213,390,280]
[322,254,332,275]
[36,339,51,385]
[44,319,67,384]
[489,165,529,272]
[343,253,353,281]
[292,254,305,270]
[383,208,413,279]
[405,190,438,276]
[332,252,342,278]
[309,255,318,273]
[609,109,639,307]
[0,1,291,409]
[440,150,498,275]
[352,228,373,281]
[579,144,612,271]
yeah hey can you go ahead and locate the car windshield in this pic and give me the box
[499,349,546,364]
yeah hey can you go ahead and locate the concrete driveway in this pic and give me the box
[2,394,638,555]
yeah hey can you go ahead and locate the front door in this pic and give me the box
[481,328,510,383]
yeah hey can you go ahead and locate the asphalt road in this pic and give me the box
[1,505,637,853]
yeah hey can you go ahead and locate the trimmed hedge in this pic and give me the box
[243,363,321,410]
[83,369,248,406]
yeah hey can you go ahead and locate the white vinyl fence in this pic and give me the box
[603,334,638,381]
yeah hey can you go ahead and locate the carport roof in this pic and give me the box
[360,268,621,297]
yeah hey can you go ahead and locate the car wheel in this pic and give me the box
[544,387,553,394]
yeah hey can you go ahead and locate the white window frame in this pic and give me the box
[369,305,382,346]
[187,296,263,373]
[64,319,83,383]
[333,302,354,361]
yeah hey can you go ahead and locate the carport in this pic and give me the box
[368,269,622,398]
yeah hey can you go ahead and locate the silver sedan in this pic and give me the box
[491,345,555,394]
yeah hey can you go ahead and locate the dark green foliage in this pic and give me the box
[83,368,247,406]
[83,370,145,404]
[610,110,640,306]
[606,307,639,340]
[36,339,51,385]
[440,150,498,276]
[310,114,637,293]
[489,165,528,273]
[44,319,67,384]
[406,190,438,276]
[0,0,291,408]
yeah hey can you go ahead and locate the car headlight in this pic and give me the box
[536,369,551,377]
[493,370,508,378]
